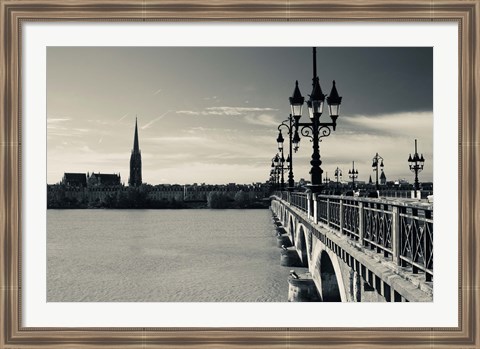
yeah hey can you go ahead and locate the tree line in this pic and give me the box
[47,189,268,209]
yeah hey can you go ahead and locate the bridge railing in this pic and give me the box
[379,190,433,200]
[289,192,308,212]
[275,192,433,282]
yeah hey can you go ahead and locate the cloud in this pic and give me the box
[48,117,112,140]
[244,114,280,127]
[47,117,71,124]
[144,136,207,144]
[79,145,93,153]
[87,119,112,126]
[175,106,282,129]
[47,118,72,133]
[291,111,434,182]
[73,128,89,133]
[176,110,202,116]
[145,163,268,185]
[175,106,278,117]
[340,111,433,138]
[48,106,433,185]
[206,107,278,115]
[186,126,208,133]
[118,113,129,122]
[153,88,162,95]
[142,110,171,129]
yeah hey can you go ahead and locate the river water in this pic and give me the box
[47,209,291,302]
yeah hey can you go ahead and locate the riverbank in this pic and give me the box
[47,199,271,210]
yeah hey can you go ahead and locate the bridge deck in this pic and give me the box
[272,192,433,302]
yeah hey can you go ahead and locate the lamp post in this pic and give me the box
[277,115,297,191]
[408,139,425,192]
[323,172,330,184]
[268,169,275,192]
[372,153,384,190]
[279,152,286,191]
[271,154,284,191]
[334,167,342,188]
[289,47,342,193]
[271,156,277,190]
[348,161,358,189]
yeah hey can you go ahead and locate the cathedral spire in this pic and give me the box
[133,116,139,152]
[129,117,142,187]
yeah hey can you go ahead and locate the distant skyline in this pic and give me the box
[47,47,433,185]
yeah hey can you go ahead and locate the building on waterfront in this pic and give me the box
[181,182,267,202]
[128,118,142,187]
[87,172,121,187]
[61,172,121,188]
[62,173,87,187]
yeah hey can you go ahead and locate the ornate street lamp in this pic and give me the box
[271,154,284,191]
[372,152,385,190]
[348,161,359,189]
[289,48,342,193]
[408,139,425,192]
[334,167,342,188]
[276,131,286,191]
[279,152,286,190]
[323,172,331,184]
[277,116,297,191]
[271,157,277,190]
[269,169,275,191]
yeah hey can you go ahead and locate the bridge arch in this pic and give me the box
[296,226,309,268]
[288,216,295,242]
[289,217,296,246]
[318,251,341,301]
[312,246,347,302]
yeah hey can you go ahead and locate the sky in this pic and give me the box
[47,47,433,185]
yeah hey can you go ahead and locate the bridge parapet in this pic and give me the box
[274,191,433,282]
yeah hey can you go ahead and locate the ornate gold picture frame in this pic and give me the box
[1,0,478,348]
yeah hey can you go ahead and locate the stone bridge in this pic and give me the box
[271,192,433,302]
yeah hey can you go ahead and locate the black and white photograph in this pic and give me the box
[47,46,433,303]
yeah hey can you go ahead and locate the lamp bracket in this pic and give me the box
[299,126,314,141]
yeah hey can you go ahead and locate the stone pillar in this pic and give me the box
[277,234,292,248]
[313,194,318,224]
[358,201,364,244]
[280,248,303,267]
[288,274,321,302]
[353,271,361,302]
[307,192,311,218]
[392,206,401,265]
[339,199,344,234]
[349,269,354,301]
[326,198,330,226]
[348,269,362,302]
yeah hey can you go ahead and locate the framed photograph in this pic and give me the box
[1,0,478,348]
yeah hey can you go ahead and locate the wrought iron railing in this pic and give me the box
[399,207,433,281]
[342,198,360,240]
[289,192,308,212]
[273,192,433,281]
[379,190,433,200]
[363,201,393,258]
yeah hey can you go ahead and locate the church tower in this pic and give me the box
[128,118,142,187]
